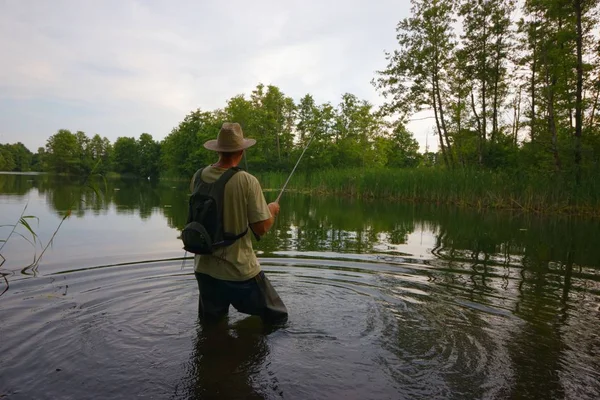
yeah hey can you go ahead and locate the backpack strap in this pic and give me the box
[216,166,241,184]
[212,166,247,246]
[192,168,205,192]
[221,167,260,242]
[191,165,257,246]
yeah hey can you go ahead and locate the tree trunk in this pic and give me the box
[456,95,465,167]
[590,77,599,126]
[530,28,537,143]
[432,42,453,167]
[434,73,453,166]
[481,23,488,146]
[432,77,449,168]
[574,0,584,184]
[512,87,522,146]
[543,43,561,171]
[492,41,501,143]
[471,90,484,165]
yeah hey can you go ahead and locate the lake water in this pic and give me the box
[1,173,599,399]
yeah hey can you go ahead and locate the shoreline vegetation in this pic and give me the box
[255,169,600,218]
[1,167,598,218]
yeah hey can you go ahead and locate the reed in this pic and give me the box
[256,168,600,217]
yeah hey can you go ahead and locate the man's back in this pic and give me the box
[191,166,271,281]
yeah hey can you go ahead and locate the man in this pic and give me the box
[191,122,288,324]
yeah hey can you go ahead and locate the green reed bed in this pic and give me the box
[257,168,600,217]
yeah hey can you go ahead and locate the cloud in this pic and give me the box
[0,0,436,152]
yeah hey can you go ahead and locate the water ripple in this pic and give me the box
[1,254,599,399]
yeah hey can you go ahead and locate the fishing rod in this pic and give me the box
[276,132,316,203]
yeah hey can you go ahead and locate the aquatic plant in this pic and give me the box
[0,161,108,290]
[255,168,600,217]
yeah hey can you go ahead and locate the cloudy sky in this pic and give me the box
[0,0,435,152]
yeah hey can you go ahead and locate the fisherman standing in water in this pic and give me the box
[184,122,288,324]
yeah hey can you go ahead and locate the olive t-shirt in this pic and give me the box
[190,166,272,281]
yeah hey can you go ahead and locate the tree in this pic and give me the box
[75,131,94,174]
[89,134,112,174]
[138,133,161,178]
[458,0,514,164]
[45,130,80,174]
[385,123,422,168]
[247,84,296,169]
[0,143,32,171]
[31,147,47,171]
[374,0,457,167]
[161,110,221,177]
[332,93,384,167]
[112,137,139,175]
[0,146,16,171]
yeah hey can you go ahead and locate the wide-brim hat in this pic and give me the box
[203,122,256,152]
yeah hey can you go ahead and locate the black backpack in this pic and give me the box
[181,167,248,254]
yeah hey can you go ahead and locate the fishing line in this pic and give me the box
[276,132,316,203]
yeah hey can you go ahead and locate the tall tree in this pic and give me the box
[459,0,514,164]
[112,137,139,175]
[374,0,457,167]
[45,130,80,174]
[138,133,161,178]
[573,0,598,180]
[75,131,93,174]
[89,134,112,174]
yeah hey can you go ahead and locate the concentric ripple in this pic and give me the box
[1,254,599,400]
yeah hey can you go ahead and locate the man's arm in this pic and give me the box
[249,202,280,237]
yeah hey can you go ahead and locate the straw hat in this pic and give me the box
[203,122,256,152]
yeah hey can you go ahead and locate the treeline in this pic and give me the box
[374,0,600,177]
[161,84,422,177]
[2,0,599,182]
[1,131,161,177]
[1,84,423,177]
[0,143,38,172]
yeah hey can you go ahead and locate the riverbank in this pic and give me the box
[255,168,600,217]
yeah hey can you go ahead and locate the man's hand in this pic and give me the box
[268,202,280,217]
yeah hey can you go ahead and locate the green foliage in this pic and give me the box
[384,123,422,168]
[257,167,600,216]
[45,129,81,174]
[138,133,161,178]
[31,147,47,171]
[0,143,33,171]
[160,110,221,177]
[157,83,416,175]
[374,0,600,179]
[112,137,140,175]
[0,146,16,171]
[88,134,112,174]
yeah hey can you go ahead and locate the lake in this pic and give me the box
[1,172,599,399]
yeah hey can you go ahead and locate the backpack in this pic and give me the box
[181,167,248,254]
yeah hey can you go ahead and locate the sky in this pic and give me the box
[0,0,436,153]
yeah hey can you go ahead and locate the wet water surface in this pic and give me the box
[1,174,599,399]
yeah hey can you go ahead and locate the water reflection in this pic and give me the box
[1,173,600,398]
[174,318,272,399]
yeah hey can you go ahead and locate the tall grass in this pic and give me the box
[256,168,600,217]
